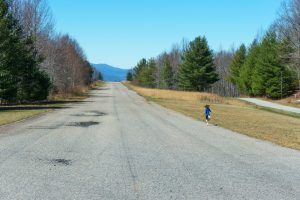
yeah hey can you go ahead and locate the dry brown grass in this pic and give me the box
[123,82,300,150]
[49,81,105,101]
[90,80,105,89]
[49,88,90,101]
[124,81,232,103]
[48,94,86,102]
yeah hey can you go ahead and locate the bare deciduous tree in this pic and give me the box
[275,0,300,88]
[169,44,182,89]
[12,0,54,37]
[10,0,93,97]
[152,42,184,89]
[212,50,239,97]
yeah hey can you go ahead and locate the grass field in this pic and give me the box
[123,82,300,150]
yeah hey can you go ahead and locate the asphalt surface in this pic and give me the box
[240,98,300,114]
[0,83,299,200]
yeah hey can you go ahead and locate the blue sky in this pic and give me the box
[49,0,283,69]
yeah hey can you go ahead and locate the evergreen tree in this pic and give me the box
[229,44,246,85]
[141,59,156,88]
[133,58,147,81]
[16,37,50,102]
[133,58,156,87]
[252,32,296,98]
[239,40,260,95]
[126,71,133,81]
[178,36,218,91]
[162,58,173,89]
[0,0,18,102]
[98,72,103,81]
[0,0,51,103]
[24,70,52,101]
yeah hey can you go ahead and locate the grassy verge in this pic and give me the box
[0,102,67,126]
[123,82,300,150]
[255,105,300,119]
[0,81,105,127]
[0,110,49,126]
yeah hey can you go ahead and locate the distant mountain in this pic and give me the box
[92,64,130,82]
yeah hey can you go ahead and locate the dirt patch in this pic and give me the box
[67,121,99,127]
[51,159,72,166]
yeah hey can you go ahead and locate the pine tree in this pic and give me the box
[98,72,103,80]
[252,32,296,98]
[229,44,246,85]
[0,0,19,102]
[126,71,133,81]
[24,70,52,101]
[133,58,147,80]
[133,58,156,88]
[0,0,51,103]
[239,40,260,95]
[141,59,156,88]
[178,36,218,91]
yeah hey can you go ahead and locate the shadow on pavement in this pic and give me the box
[0,106,69,111]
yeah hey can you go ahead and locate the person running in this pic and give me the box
[204,105,212,125]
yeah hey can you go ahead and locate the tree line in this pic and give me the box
[229,34,297,98]
[128,36,237,96]
[0,0,98,104]
[129,0,300,99]
[128,37,220,92]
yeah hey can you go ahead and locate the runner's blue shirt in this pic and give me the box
[204,107,211,116]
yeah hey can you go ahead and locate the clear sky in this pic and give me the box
[48,0,283,69]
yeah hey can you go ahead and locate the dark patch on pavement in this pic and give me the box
[67,121,100,127]
[72,111,107,117]
[51,159,72,166]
